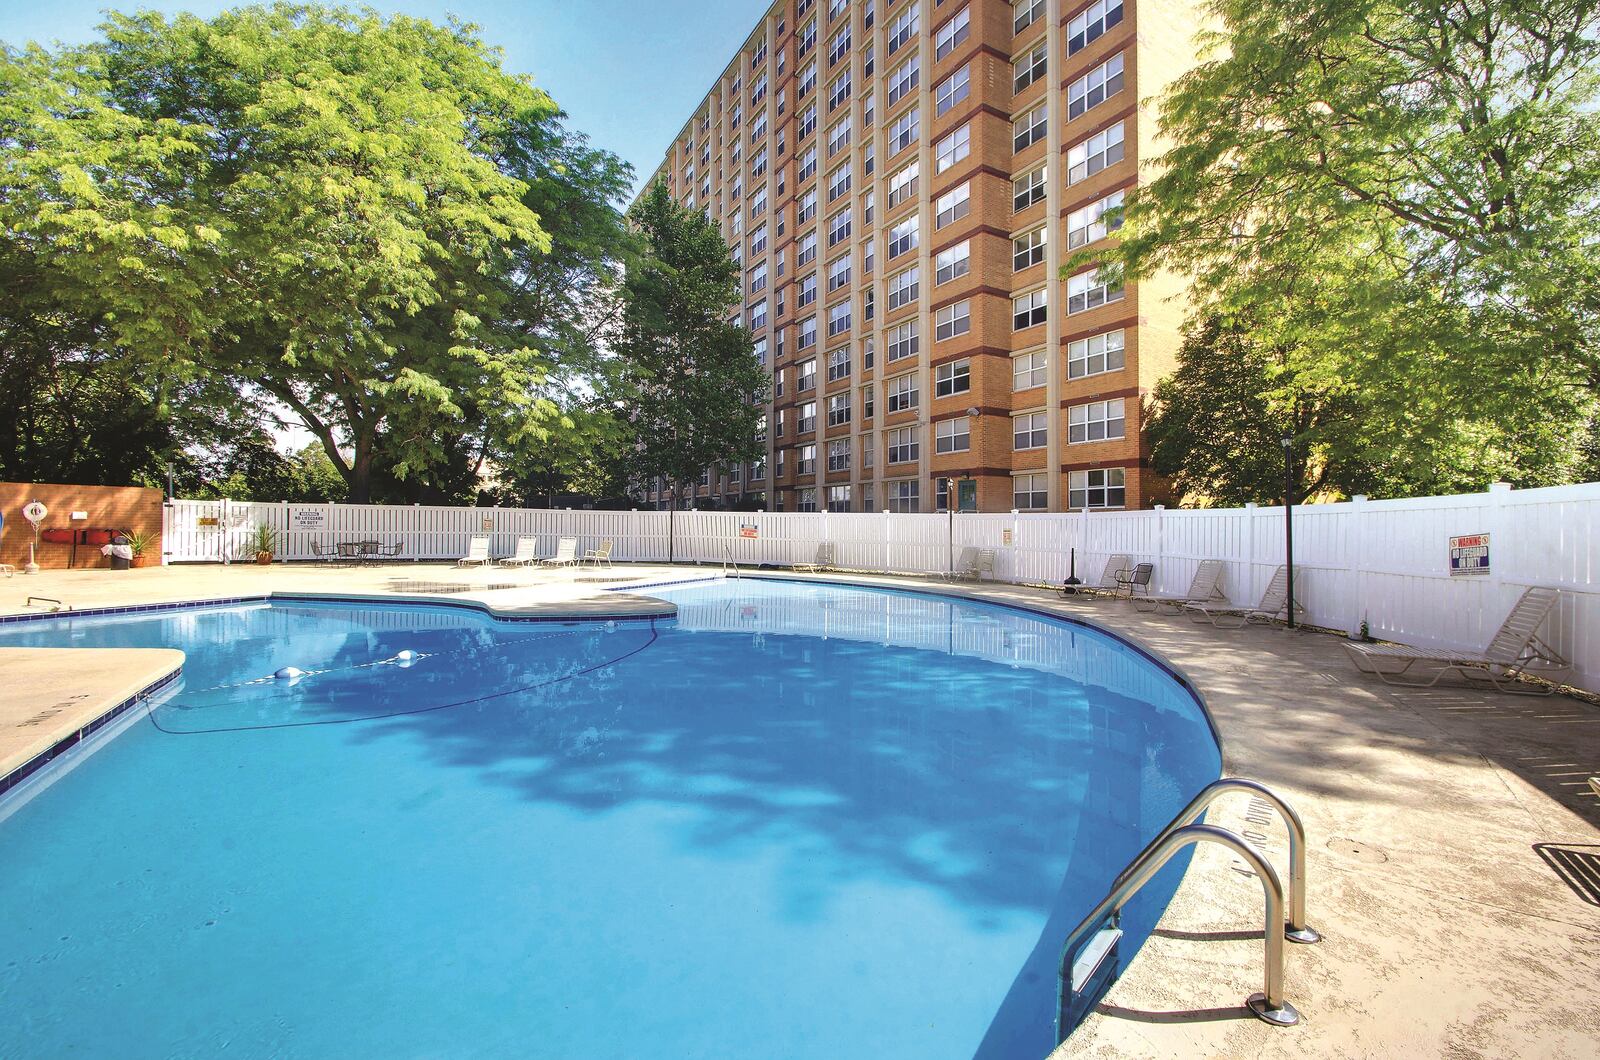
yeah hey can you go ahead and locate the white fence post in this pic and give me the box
[1347,495,1368,638]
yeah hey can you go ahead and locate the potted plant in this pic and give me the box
[125,530,152,568]
[251,524,278,565]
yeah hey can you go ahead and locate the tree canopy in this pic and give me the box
[0,3,633,502]
[614,180,768,506]
[1092,0,1600,498]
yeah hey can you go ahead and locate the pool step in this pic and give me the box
[1060,924,1123,1034]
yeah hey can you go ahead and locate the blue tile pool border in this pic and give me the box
[0,593,668,627]
[0,665,183,800]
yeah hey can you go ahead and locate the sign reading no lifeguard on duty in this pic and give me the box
[1449,533,1490,576]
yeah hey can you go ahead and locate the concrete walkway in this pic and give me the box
[1,562,1596,1057]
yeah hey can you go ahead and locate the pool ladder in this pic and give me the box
[721,543,741,580]
[1057,778,1320,1042]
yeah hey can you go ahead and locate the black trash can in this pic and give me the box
[108,533,131,571]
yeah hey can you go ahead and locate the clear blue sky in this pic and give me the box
[0,0,763,193]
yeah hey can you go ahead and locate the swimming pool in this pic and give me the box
[0,578,1220,1058]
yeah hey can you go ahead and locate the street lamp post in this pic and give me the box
[1281,435,1296,630]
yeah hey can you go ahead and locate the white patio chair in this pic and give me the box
[1133,559,1226,613]
[953,548,996,582]
[542,537,579,567]
[498,536,539,567]
[583,539,614,568]
[456,535,491,567]
[1081,554,1131,597]
[1186,564,1303,627]
[793,542,835,573]
[1344,586,1570,694]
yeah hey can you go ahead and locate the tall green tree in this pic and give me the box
[615,180,768,507]
[1,4,630,502]
[1090,0,1600,489]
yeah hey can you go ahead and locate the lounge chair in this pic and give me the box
[1185,564,1302,627]
[541,537,578,567]
[498,536,539,567]
[1078,554,1131,597]
[456,535,491,567]
[583,539,614,568]
[1132,559,1226,613]
[793,542,835,573]
[1344,586,1570,694]
[953,548,996,582]
[1115,562,1154,601]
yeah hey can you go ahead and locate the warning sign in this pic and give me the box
[739,521,759,540]
[1449,533,1490,576]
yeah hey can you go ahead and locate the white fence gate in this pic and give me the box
[164,482,1600,692]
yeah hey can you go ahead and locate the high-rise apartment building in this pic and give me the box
[640,0,1203,513]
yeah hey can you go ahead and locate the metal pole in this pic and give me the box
[1282,437,1295,629]
[946,478,954,575]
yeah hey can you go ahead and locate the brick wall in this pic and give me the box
[0,482,164,570]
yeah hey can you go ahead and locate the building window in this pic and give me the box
[797,189,818,225]
[888,265,920,310]
[935,182,971,228]
[1069,53,1125,121]
[797,444,817,475]
[1068,467,1126,508]
[1067,189,1125,248]
[798,231,819,266]
[861,382,875,419]
[828,254,851,292]
[862,336,875,370]
[1013,102,1047,153]
[1013,40,1047,93]
[1013,0,1044,35]
[934,416,971,454]
[887,54,920,107]
[887,319,919,361]
[934,299,971,340]
[1013,287,1047,329]
[827,484,852,512]
[798,16,818,57]
[828,162,852,202]
[935,123,970,173]
[887,373,919,413]
[934,358,971,397]
[887,425,920,462]
[887,160,920,209]
[750,221,768,253]
[1066,269,1124,314]
[935,65,970,117]
[888,215,919,258]
[774,369,785,401]
[797,103,815,138]
[798,400,817,434]
[1013,410,1048,450]
[827,438,851,471]
[887,1,919,54]
[863,189,875,225]
[827,299,852,336]
[888,105,920,154]
[798,357,817,390]
[886,478,919,512]
[828,207,852,246]
[1068,398,1127,443]
[1013,226,1047,270]
[828,25,851,66]
[797,273,817,308]
[828,115,852,156]
[1013,472,1048,511]
[749,299,769,329]
[798,314,819,350]
[1013,166,1046,212]
[1012,349,1047,390]
[827,389,852,424]
[799,60,818,96]
[749,263,768,294]
[1068,0,1124,56]
[797,486,818,512]
[1068,329,1127,378]
[934,6,969,61]
[829,70,852,112]
[797,145,818,183]
[1067,121,1125,184]
[934,240,970,284]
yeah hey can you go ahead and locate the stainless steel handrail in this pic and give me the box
[721,543,741,579]
[1113,777,1320,945]
[1057,823,1302,1039]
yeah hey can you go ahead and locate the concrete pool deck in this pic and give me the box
[2,561,1597,1057]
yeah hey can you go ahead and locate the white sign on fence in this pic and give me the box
[291,509,327,531]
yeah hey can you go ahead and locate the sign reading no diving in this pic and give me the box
[1449,533,1490,576]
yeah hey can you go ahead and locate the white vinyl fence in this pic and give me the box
[164,481,1600,692]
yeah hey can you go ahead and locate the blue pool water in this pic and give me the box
[0,579,1219,1058]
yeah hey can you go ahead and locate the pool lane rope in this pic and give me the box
[142,621,660,736]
